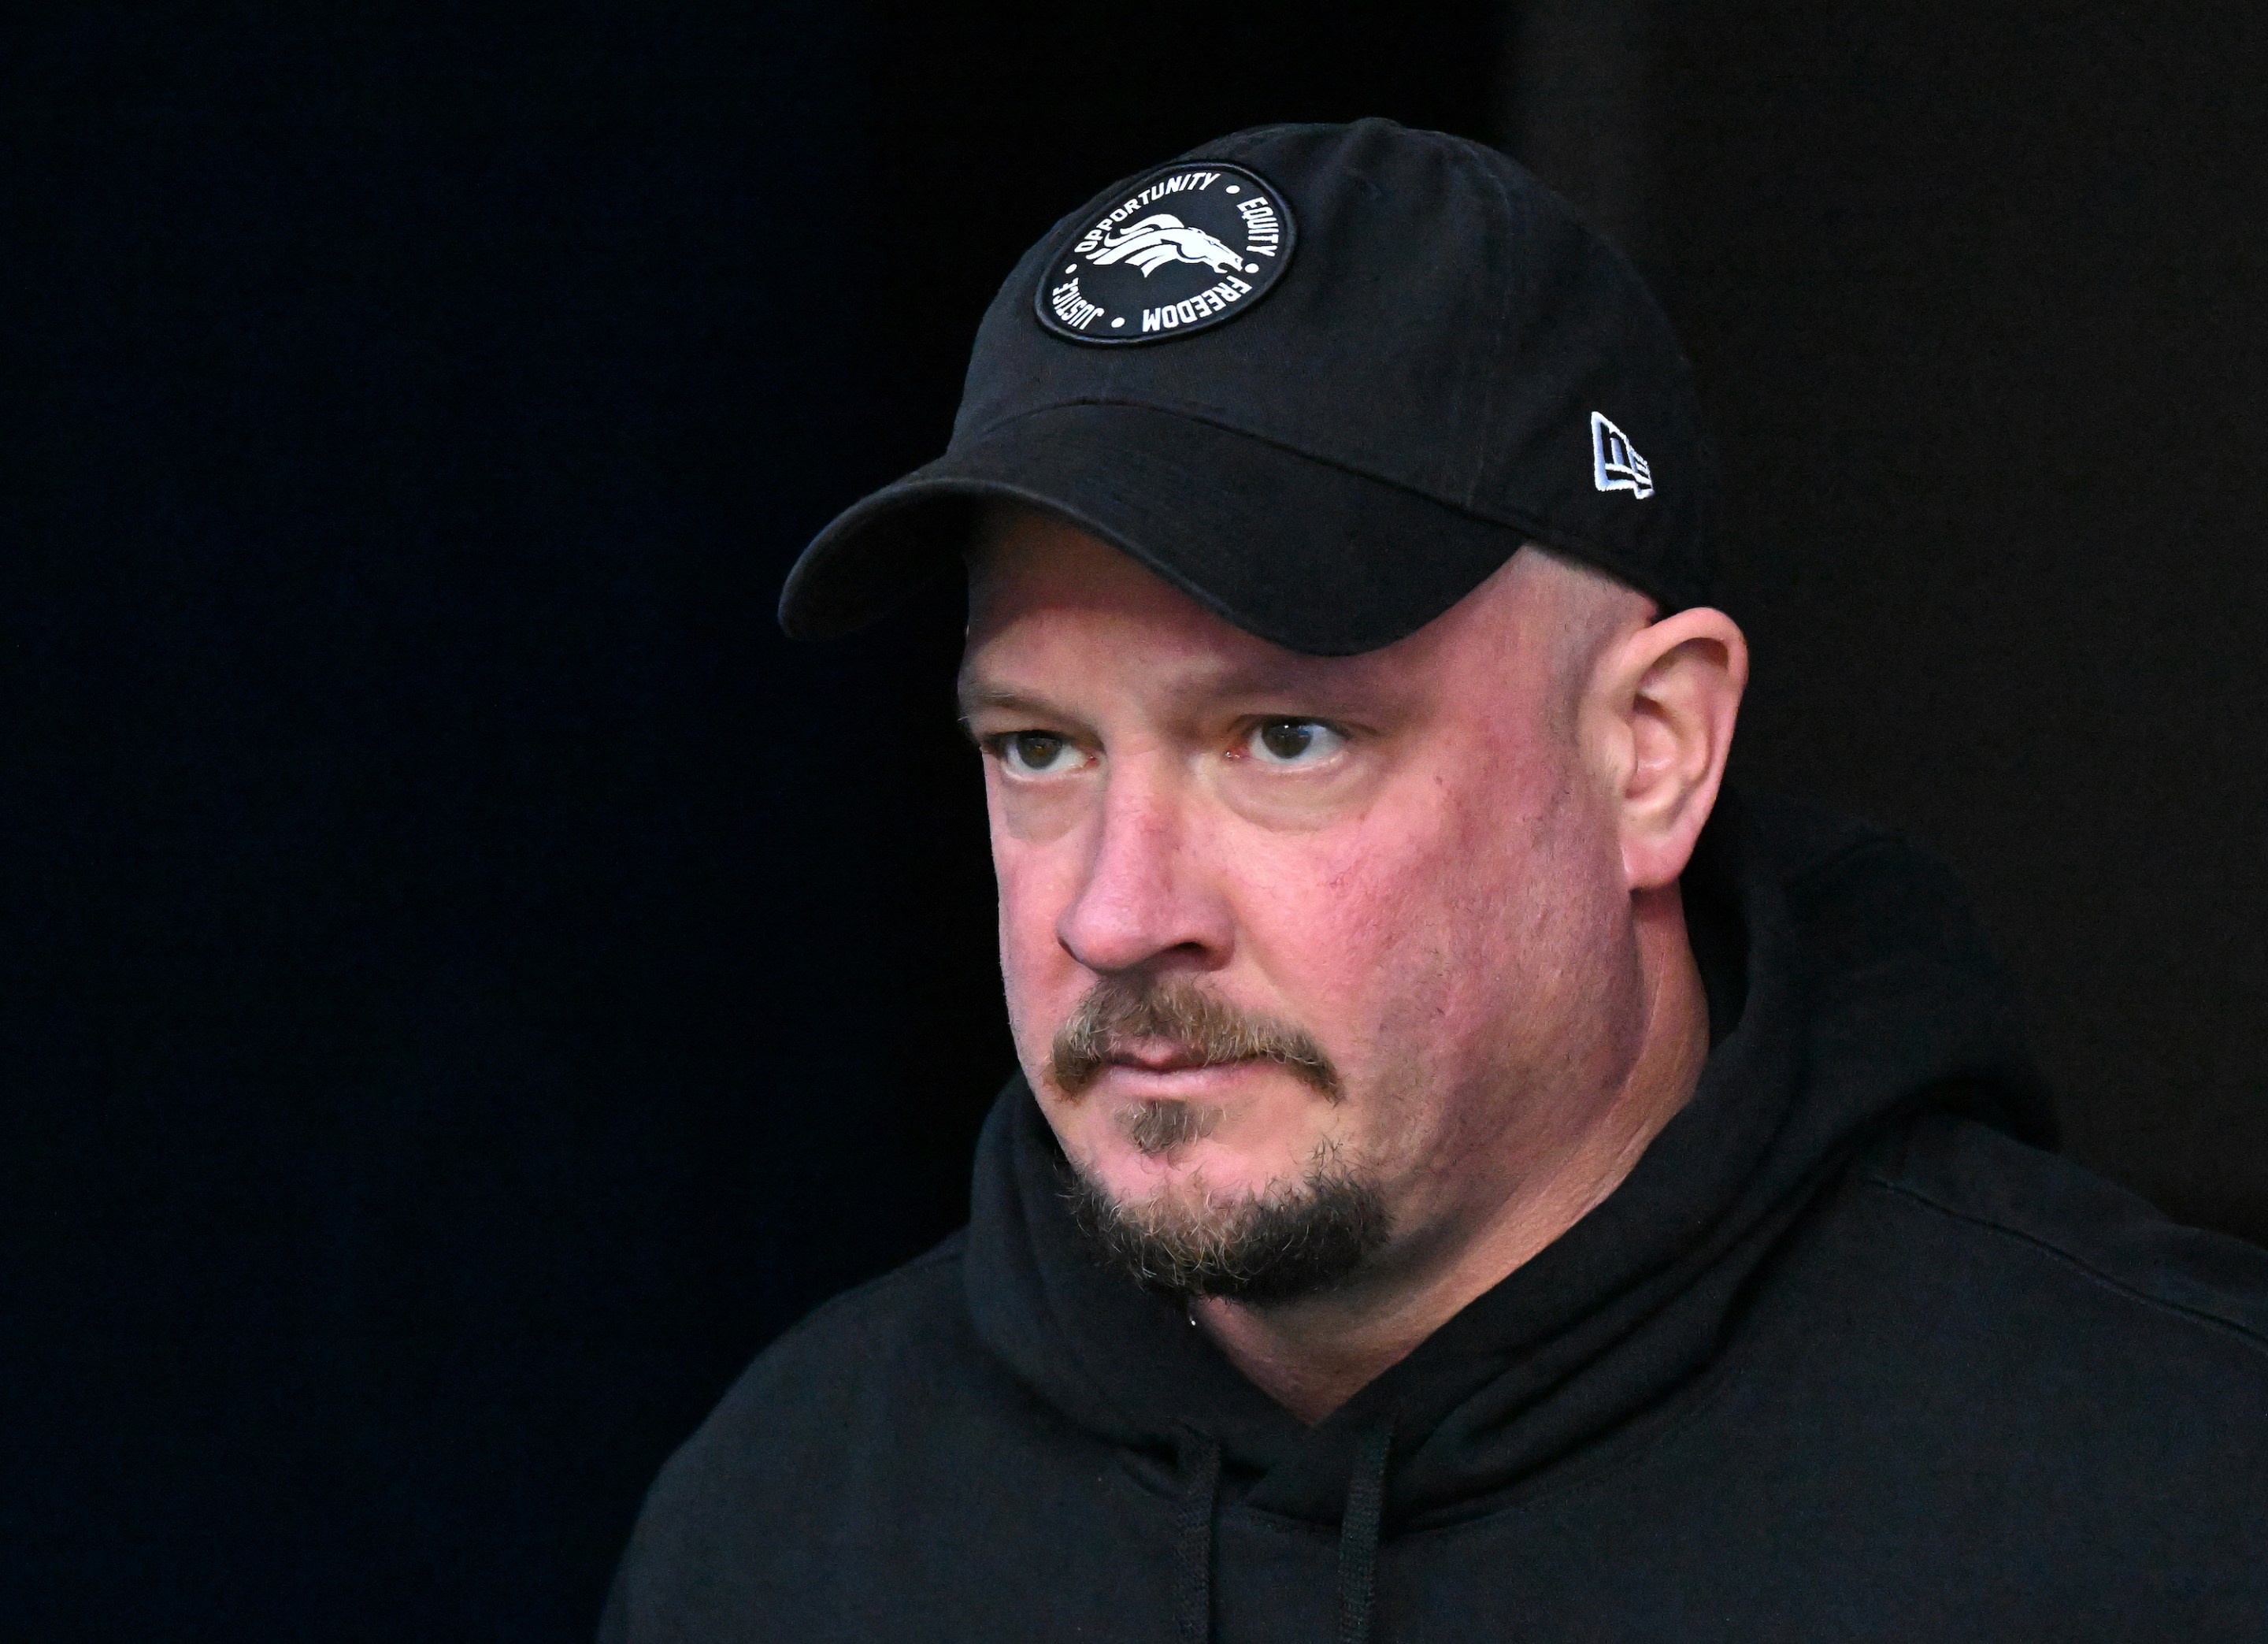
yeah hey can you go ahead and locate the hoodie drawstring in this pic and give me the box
[1174,1428,1221,1644]
[1335,1419,1395,1644]
[1172,1416,1392,1644]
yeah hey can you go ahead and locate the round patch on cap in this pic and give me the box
[1033,162,1295,346]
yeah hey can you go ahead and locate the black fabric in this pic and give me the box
[602,795,2268,1641]
[780,119,1714,654]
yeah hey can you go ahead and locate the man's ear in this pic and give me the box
[1589,607,1748,892]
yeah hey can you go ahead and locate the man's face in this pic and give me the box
[960,508,1652,1301]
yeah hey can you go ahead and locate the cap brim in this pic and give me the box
[777,402,1540,657]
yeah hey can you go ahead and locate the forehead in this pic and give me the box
[958,504,1614,728]
[961,507,1414,710]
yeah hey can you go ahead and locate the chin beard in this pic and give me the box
[1060,1152,1391,1304]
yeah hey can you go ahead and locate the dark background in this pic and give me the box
[6,2,2263,1637]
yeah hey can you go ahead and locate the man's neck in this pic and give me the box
[1191,897,1713,1425]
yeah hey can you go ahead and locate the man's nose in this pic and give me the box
[1054,761,1230,977]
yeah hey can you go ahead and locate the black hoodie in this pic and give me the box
[601,798,2268,1642]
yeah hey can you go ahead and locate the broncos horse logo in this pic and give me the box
[1085,214,1246,276]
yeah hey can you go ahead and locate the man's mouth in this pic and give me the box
[1102,1041,1236,1075]
[1048,975,1340,1100]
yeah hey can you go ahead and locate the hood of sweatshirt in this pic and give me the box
[960,792,2050,1535]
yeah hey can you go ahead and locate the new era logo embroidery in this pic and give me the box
[1591,413,1653,499]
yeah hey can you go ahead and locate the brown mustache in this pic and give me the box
[1047,975,1340,1099]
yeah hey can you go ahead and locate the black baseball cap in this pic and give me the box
[779,117,1713,657]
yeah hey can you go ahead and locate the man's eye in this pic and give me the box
[996,731,1080,775]
[1243,720,1347,766]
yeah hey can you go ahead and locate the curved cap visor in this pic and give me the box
[779,403,1551,658]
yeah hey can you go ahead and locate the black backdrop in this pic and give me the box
[6,4,2263,1638]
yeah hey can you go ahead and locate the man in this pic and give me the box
[604,121,2268,1641]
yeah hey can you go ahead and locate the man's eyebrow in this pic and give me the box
[954,683,1069,725]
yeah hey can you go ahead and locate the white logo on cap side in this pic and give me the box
[1591,412,1654,499]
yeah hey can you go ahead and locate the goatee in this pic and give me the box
[1061,1152,1389,1304]
[1047,972,1382,1301]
